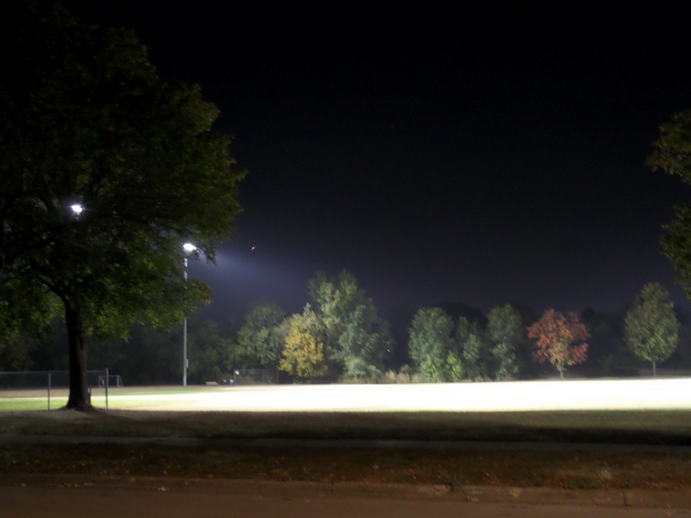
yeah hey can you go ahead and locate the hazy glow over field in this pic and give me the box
[110,378,691,412]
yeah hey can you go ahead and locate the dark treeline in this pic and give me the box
[2,273,689,385]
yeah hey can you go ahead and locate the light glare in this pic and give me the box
[182,242,197,253]
[104,378,691,412]
[70,203,84,215]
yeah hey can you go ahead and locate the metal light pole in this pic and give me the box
[182,242,197,387]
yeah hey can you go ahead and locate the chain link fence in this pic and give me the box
[0,369,120,410]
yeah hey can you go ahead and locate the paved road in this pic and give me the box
[4,432,691,452]
[2,481,691,518]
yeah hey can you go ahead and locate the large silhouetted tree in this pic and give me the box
[624,283,679,376]
[0,4,244,409]
[649,110,691,299]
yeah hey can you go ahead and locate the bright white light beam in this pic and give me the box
[107,378,691,413]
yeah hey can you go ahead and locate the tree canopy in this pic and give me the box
[528,309,588,378]
[624,283,679,376]
[278,305,328,378]
[456,316,490,380]
[408,307,461,381]
[307,271,391,378]
[649,110,691,299]
[487,304,524,380]
[235,302,286,371]
[0,3,244,408]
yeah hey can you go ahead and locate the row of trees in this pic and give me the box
[408,306,588,381]
[408,305,521,382]
[1,270,682,384]
[285,279,681,382]
[196,278,683,382]
[408,282,680,381]
[408,305,590,381]
[237,271,392,380]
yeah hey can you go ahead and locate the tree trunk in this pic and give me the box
[559,369,564,380]
[64,300,93,411]
[652,360,657,377]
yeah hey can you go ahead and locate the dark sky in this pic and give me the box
[65,4,691,320]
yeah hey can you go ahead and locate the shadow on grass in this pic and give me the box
[0,409,690,446]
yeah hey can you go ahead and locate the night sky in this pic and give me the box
[64,5,691,321]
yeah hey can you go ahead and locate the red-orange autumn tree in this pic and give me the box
[527,309,589,379]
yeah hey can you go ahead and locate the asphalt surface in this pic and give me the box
[2,475,691,517]
[3,431,691,513]
[2,433,691,452]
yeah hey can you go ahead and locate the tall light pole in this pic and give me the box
[182,242,197,387]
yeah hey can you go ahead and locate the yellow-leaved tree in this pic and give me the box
[279,305,328,378]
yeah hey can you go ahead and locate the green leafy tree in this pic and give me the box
[279,305,328,379]
[90,315,236,386]
[308,271,391,378]
[649,110,691,182]
[445,350,463,381]
[487,304,524,380]
[186,318,232,384]
[235,303,286,371]
[89,324,180,385]
[624,283,679,376]
[0,280,60,369]
[461,333,486,380]
[649,110,691,299]
[456,316,490,380]
[0,332,34,371]
[0,5,244,408]
[408,307,461,381]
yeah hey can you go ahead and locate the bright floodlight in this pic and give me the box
[70,203,84,215]
[182,242,197,253]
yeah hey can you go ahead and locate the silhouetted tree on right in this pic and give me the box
[649,110,691,300]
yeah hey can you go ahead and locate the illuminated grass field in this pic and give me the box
[2,380,691,487]
[3,377,691,412]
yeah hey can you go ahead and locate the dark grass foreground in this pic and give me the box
[1,409,690,444]
[1,410,691,490]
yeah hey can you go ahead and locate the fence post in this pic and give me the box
[105,367,109,410]
[47,371,52,410]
